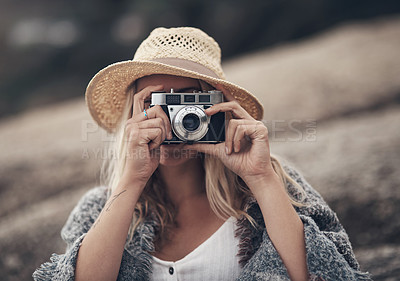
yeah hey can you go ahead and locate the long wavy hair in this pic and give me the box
[100,80,306,247]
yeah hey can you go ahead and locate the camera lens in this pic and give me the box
[182,113,200,131]
[172,106,209,141]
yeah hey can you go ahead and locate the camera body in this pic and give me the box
[150,89,225,144]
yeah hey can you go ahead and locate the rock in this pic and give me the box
[0,186,89,281]
[0,99,103,218]
[1,16,400,280]
[223,16,400,123]
[270,104,400,249]
[355,245,400,281]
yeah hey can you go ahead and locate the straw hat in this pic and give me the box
[85,27,264,133]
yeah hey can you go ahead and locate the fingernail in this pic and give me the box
[225,146,229,154]
[168,132,173,139]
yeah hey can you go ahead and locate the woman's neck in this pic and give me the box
[158,158,205,206]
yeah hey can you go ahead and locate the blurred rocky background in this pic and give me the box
[0,0,399,280]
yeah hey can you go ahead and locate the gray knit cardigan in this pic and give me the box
[33,164,371,280]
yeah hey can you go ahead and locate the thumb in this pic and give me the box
[183,143,224,157]
[149,147,161,159]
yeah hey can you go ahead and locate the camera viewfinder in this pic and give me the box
[199,95,210,102]
[184,95,195,102]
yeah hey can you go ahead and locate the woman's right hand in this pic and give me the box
[122,85,173,187]
[75,86,171,281]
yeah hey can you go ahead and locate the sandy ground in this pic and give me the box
[1,15,399,280]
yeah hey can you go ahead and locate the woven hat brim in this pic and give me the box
[85,60,264,133]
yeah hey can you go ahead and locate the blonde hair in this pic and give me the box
[101,80,306,246]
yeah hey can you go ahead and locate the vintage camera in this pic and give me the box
[150,89,225,144]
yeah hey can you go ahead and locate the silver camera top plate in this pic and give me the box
[150,89,223,105]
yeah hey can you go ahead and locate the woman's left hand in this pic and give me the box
[183,85,277,185]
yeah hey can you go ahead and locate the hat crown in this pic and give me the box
[133,27,225,79]
[85,27,264,133]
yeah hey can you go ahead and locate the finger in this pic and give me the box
[233,124,247,153]
[225,119,237,154]
[252,121,269,141]
[129,105,172,139]
[136,118,167,142]
[225,119,248,154]
[148,130,164,151]
[205,100,253,120]
[132,85,164,116]
[182,143,225,158]
[147,105,172,139]
[126,127,163,152]
[140,128,163,150]
[235,121,269,144]
[149,147,161,159]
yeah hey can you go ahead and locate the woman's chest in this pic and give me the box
[150,217,242,280]
[153,216,228,261]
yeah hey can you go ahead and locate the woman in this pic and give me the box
[33,27,370,280]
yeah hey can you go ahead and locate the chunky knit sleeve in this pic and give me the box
[32,186,108,281]
[237,164,371,281]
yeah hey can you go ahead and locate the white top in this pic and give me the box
[150,217,241,281]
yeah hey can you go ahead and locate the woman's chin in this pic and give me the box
[159,144,199,166]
